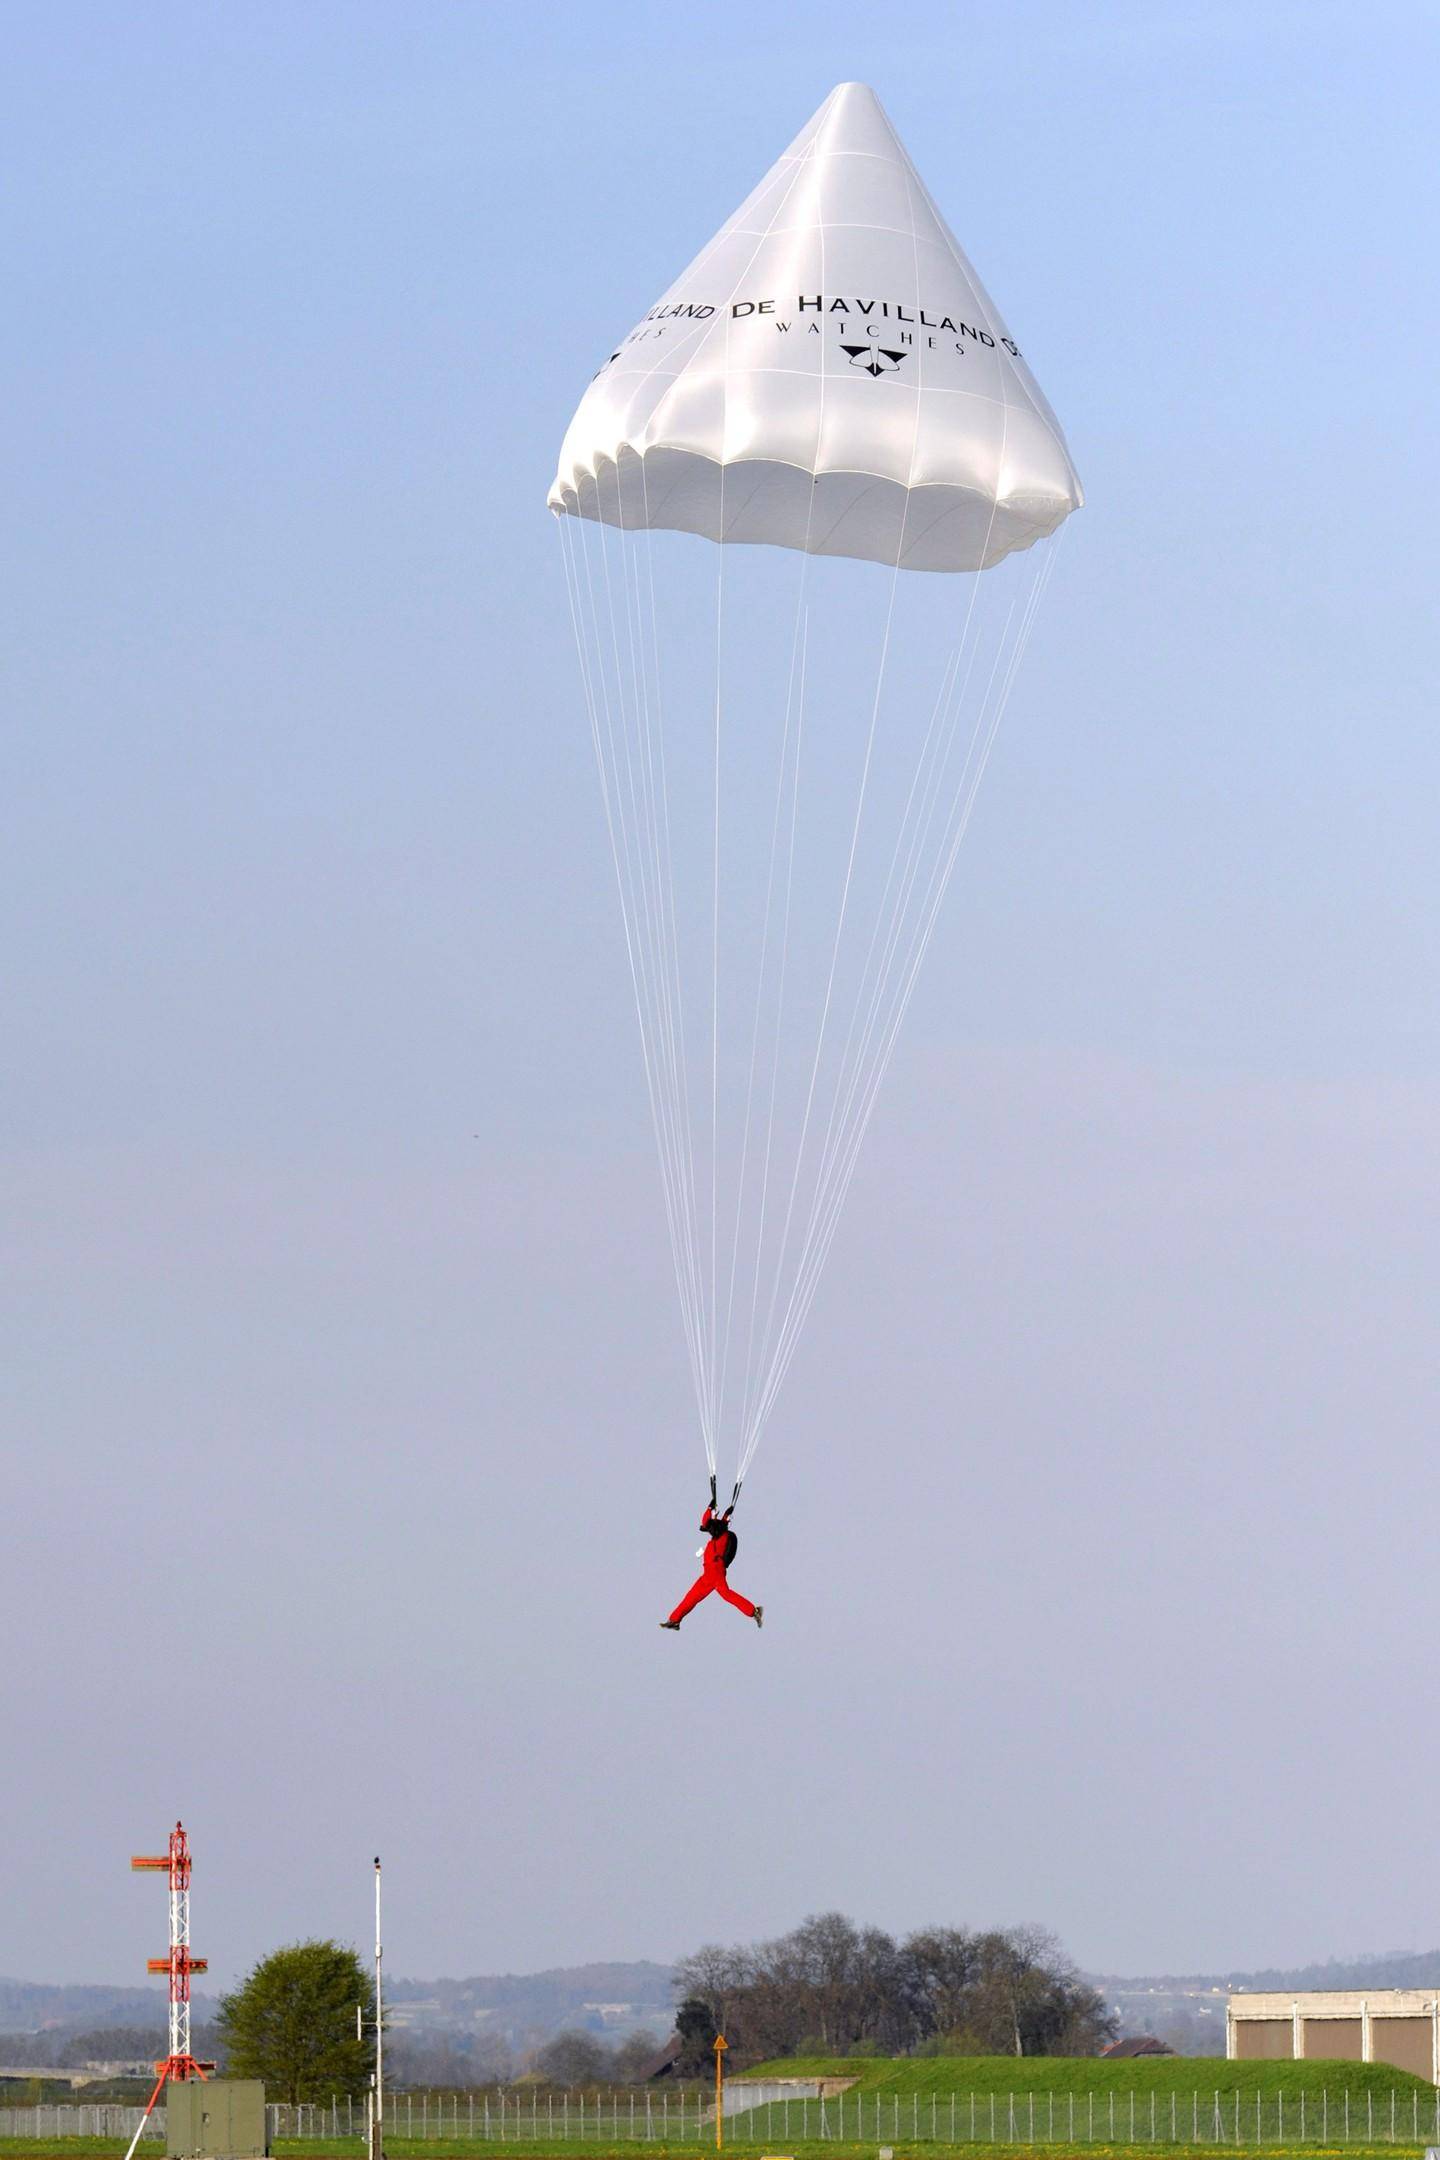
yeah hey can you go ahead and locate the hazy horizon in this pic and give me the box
[11,1940,1440,1999]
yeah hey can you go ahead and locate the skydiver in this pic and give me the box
[660,1488,763,1631]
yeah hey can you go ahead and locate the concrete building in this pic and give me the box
[1228,1991,1440,2080]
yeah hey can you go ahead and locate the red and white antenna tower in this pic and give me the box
[124,1822,214,2160]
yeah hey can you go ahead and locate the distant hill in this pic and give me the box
[0,1981,218,2034]
[1088,1951,1440,2056]
[1092,1951,1440,1993]
[0,1963,673,2055]
[12,1950,1435,2061]
[385,1961,676,2045]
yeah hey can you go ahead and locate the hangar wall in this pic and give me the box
[1228,1993,1439,2082]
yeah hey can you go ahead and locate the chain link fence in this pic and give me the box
[5,2087,1440,2145]
[733,2086,1440,2146]
[0,2108,166,2142]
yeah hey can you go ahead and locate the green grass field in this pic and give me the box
[4,2060,1437,2160]
[1,2142,1438,2160]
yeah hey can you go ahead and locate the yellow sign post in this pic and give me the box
[713,2034,728,2151]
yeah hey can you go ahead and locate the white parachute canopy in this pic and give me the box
[551,84,1081,1494]
[549,81,1081,570]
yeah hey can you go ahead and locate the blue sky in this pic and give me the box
[4,0,1440,1993]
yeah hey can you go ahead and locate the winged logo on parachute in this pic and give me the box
[840,342,908,376]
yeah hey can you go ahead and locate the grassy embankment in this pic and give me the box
[727,2056,1437,2151]
[740,2058,1434,2096]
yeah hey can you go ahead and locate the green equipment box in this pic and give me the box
[167,2080,267,2158]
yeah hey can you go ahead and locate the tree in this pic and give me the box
[925,1929,1116,2058]
[534,2030,609,2085]
[216,1940,374,2103]
[903,1928,980,2041]
[611,2031,665,2083]
[386,2027,514,2085]
[675,1914,1117,2063]
[672,1996,719,2078]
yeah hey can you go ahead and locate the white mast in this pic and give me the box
[372,1857,384,2160]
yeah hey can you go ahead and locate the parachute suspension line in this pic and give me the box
[637,463,710,1450]
[749,548,1060,1451]
[748,565,1054,1451]
[740,536,1063,1459]
[735,589,811,1443]
[601,501,716,1459]
[566,505,1062,1505]
[559,510,710,1453]
[618,483,713,1455]
[739,471,1013,1468]
[736,545,903,1464]
[558,504,715,1466]
[796,486,1003,1202]
[710,422,725,1461]
[714,543,814,1450]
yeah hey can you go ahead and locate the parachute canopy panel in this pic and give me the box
[548,82,1083,573]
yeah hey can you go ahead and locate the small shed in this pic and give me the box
[167,2080,267,2158]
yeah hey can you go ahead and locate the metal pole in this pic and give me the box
[713,2036,727,2152]
[373,1859,384,2160]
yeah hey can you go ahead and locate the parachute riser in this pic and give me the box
[707,1472,743,1518]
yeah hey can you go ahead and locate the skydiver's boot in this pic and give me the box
[753,1606,764,1629]
[660,1619,681,1630]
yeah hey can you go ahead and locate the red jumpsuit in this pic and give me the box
[667,1506,757,1624]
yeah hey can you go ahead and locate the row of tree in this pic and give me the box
[674,1913,1116,2062]
[209,1914,1116,2102]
